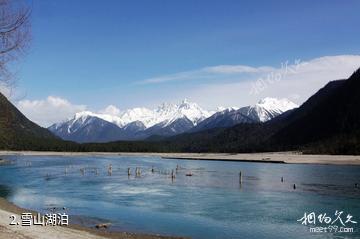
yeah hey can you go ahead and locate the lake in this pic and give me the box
[0,155,359,239]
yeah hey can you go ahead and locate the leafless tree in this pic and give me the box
[0,0,31,92]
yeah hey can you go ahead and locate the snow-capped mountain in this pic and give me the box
[144,116,195,138]
[49,99,212,142]
[154,99,212,127]
[48,114,125,143]
[48,98,298,143]
[77,99,210,128]
[117,107,155,128]
[192,98,298,132]
[242,97,299,122]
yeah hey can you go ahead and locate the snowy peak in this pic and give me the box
[145,99,211,127]
[71,111,124,128]
[50,99,211,131]
[216,106,239,112]
[49,97,298,142]
[256,97,298,113]
[58,98,297,128]
[192,97,298,132]
[252,97,298,122]
[120,107,155,128]
[171,99,211,125]
[156,102,177,113]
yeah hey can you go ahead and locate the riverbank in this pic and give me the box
[1,151,360,165]
[0,198,183,239]
[161,152,360,165]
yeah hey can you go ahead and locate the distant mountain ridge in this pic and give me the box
[1,68,359,155]
[161,69,360,154]
[49,98,298,143]
[48,114,125,143]
[192,98,297,132]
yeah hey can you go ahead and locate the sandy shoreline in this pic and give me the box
[0,198,184,239]
[1,150,360,165]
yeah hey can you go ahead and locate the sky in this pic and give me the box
[6,0,360,126]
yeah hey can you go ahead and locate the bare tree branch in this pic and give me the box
[0,0,31,92]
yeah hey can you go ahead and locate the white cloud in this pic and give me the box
[204,65,275,74]
[141,55,360,108]
[13,55,360,127]
[140,70,203,84]
[139,64,276,84]
[138,55,360,110]
[16,96,86,127]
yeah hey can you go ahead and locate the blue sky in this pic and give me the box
[13,0,360,126]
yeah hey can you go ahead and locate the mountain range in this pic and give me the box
[191,98,298,132]
[156,68,360,154]
[48,98,298,143]
[1,68,359,155]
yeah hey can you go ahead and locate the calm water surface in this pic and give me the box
[0,155,359,239]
